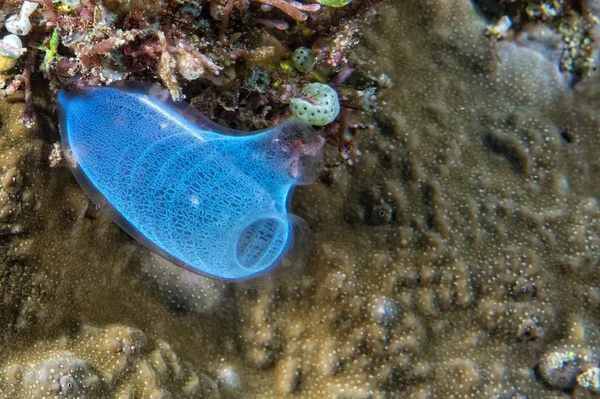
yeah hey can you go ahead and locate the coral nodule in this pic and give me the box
[57,83,324,280]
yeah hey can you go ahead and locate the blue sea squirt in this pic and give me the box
[57,84,325,280]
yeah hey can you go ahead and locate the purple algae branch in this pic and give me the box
[252,0,321,22]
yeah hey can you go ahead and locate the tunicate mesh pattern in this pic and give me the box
[57,86,322,280]
[235,215,288,271]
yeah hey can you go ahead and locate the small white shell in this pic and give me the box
[2,34,23,52]
[5,1,38,36]
[0,34,25,71]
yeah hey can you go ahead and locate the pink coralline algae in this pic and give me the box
[1,0,383,168]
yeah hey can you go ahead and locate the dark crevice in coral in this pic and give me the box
[471,0,505,21]
[560,129,574,144]
[483,130,529,174]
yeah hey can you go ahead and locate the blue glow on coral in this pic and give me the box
[57,84,322,280]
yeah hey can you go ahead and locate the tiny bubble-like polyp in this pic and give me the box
[57,84,324,280]
[291,47,315,73]
[290,83,340,126]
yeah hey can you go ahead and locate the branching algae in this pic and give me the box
[57,84,324,280]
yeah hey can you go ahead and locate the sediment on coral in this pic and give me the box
[0,324,220,398]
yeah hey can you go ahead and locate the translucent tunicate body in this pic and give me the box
[57,84,323,280]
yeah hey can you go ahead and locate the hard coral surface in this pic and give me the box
[0,0,600,398]
[1,324,219,398]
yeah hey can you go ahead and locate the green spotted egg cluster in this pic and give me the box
[291,47,315,73]
[290,83,340,126]
[318,0,351,6]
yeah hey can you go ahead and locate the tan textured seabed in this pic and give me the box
[0,0,600,398]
